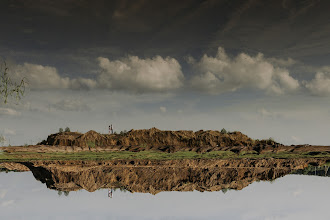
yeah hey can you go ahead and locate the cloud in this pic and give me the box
[291,136,302,144]
[293,189,303,197]
[3,129,16,136]
[160,106,167,113]
[9,55,184,94]
[0,190,7,199]
[257,108,279,119]
[190,47,300,95]
[51,99,91,112]
[266,57,297,67]
[0,108,21,116]
[304,71,330,96]
[97,55,184,93]
[1,200,15,207]
[11,63,97,90]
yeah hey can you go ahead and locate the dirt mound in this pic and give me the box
[74,130,108,148]
[37,128,281,153]
[40,132,82,146]
[14,158,325,193]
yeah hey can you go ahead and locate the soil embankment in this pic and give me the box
[1,158,326,194]
[4,127,329,154]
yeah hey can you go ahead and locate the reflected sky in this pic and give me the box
[0,172,330,220]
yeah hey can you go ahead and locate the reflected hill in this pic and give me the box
[1,158,327,194]
[292,165,330,177]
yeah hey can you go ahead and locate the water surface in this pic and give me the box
[1,168,330,220]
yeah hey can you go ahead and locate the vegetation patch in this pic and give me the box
[1,149,330,162]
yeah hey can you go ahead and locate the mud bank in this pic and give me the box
[1,158,326,194]
[3,128,330,154]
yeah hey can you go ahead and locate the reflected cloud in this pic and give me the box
[1,200,15,207]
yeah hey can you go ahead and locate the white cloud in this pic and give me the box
[11,63,96,90]
[0,108,21,116]
[4,128,16,136]
[97,55,184,93]
[1,200,15,207]
[257,108,278,118]
[11,63,70,89]
[266,57,296,67]
[160,106,167,113]
[305,72,330,96]
[9,56,184,94]
[51,99,91,112]
[190,47,300,95]
[291,136,302,144]
[0,190,7,199]
[293,189,303,197]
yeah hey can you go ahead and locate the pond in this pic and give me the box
[0,164,330,220]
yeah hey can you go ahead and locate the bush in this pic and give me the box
[59,128,63,133]
[221,128,227,134]
[0,61,26,104]
[65,127,70,132]
[87,141,96,148]
[0,135,5,146]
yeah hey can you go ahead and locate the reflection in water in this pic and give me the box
[1,159,330,219]
[108,188,113,198]
[0,158,326,194]
[292,165,330,177]
[1,170,330,219]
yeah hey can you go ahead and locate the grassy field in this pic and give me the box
[1,150,330,162]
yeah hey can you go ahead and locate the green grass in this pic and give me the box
[1,150,330,162]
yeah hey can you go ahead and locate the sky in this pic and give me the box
[1,0,330,145]
[1,171,330,219]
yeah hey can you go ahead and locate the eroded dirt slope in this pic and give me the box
[3,128,330,154]
[1,158,326,194]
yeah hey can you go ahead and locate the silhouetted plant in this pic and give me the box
[59,128,63,133]
[221,188,228,194]
[0,135,5,146]
[0,61,26,104]
[221,128,227,134]
[65,127,70,132]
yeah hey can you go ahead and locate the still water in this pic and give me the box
[1,170,330,220]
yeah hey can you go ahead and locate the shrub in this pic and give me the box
[87,141,96,148]
[0,135,5,146]
[221,128,227,134]
[0,61,26,104]
[59,128,63,133]
[65,127,70,132]
[267,137,275,144]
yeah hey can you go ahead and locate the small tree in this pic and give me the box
[0,61,26,104]
[59,128,63,133]
[65,127,70,132]
[221,128,227,134]
[0,135,5,146]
